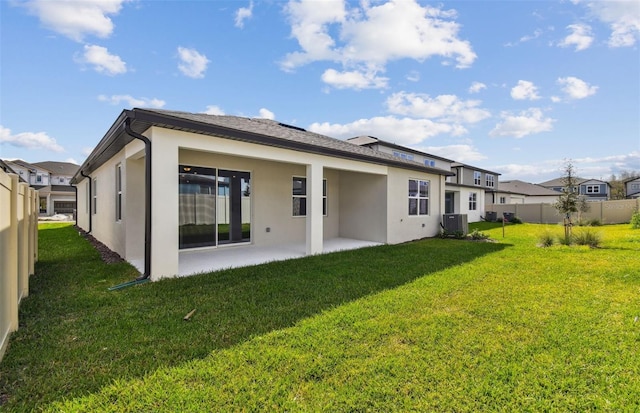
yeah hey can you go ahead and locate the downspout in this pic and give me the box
[124,118,152,280]
[80,170,92,233]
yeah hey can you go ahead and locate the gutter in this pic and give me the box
[124,118,152,280]
[80,170,92,233]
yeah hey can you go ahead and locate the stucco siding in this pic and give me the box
[386,167,442,244]
[339,171,387,243]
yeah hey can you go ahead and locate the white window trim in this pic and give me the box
[116,164,123,221]
[292,176,327,217]
[408,178,430,216]
[92,178,98,215]
[469,192,477,210]
[485,174,495,188]
[585,185,600,194]
[474,171,482,186]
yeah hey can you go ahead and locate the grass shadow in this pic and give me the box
[1,224,507,411]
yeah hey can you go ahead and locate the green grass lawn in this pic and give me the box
[1,222,639,411]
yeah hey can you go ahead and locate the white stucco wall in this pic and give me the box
[386,167,443,244]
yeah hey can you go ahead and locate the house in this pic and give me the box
[624,176,640,199]
[3,160,78,216]
[538,177,610,201]
[347,136,500,222]
[71,108,454,281]
[491,180,561,205]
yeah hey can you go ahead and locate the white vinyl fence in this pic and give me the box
[1,171,38,363]
[488,199,640,225]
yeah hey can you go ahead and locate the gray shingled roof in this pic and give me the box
[33,161,79,176]
[499,180,560,196]
[73,108,453,183]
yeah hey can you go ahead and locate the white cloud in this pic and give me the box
[587,1,640,47]
[22,0,128,42]
[510,80,541,100]
[177,47,210,79]
[0,125,64,152]
[282,0,476,89]
[76,44,127,75]
[309,116,458,146]
[494,151,640,181]
[98,94,166,108]
[558,23,593,51]
[235,1,253,28]
[557,76,598,99]
[65,158,79,165]
[321,68,388,89]
[468,81,487,94]
[489,108,555,138]
[257,108,275,120]
[406,71,420,82]
[419,144,487,163]
[386,92,491,124]
[204,105,225,115]
[82,147,94,157]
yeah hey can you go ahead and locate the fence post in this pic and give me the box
[18,182,29,300]
[8,174,19,331]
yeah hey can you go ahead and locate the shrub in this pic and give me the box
[468,228,489,241]
[631,209,640,229]
[509,216,523,224]
[537,231,555,247]
[558,234,573,246]
[572,228,602,248]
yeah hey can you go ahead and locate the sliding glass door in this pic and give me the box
[179,165,251,249]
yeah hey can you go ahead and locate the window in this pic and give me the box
[585,185,600,194]
[485,174,495,188]
[293,177,327,217]
[92,178,97,215]
[469,192,477,210]
[499,196,506,204]
[36,174,43,183]
[424,159,436,167]
[632,183,640,190]
[408,179,429,216]
[115,164,122,221]
[474,171,482,186]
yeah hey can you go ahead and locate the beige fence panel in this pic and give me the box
[488,199,640,224]
[1,171,38,363]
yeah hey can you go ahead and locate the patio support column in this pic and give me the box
[306,162,323,255]
[150,133,179,279]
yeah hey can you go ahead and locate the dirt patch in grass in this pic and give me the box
[76,226,124,264]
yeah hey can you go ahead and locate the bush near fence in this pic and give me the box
[0,170,38,363]
[488,199,640,225]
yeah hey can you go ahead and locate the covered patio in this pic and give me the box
[178,237,382,276]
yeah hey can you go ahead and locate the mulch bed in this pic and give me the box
[76,226,125,264]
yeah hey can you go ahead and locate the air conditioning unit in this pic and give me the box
[442,214,468,235]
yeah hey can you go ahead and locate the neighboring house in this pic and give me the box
[4,159,78,216]
[491,180,561,204]
[538,177,610,201]
[346,136,500,222]
[625,176,640,199]
[71,108,454,281]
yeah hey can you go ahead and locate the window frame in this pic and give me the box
[469,192,477,210]
[499,196,506,204]
[292,176,327,217]
[92,178,98,215]
[473,171,482,186]
[585,185,600,194]
[485,174,495,188]
[408,178,429,216]
[115,164,123,221]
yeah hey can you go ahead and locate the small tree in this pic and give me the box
[577,196,590,224]
[554,160,579,241]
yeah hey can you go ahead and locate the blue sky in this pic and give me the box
[1,0,638,183]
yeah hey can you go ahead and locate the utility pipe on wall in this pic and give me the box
[124,118,152,280]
